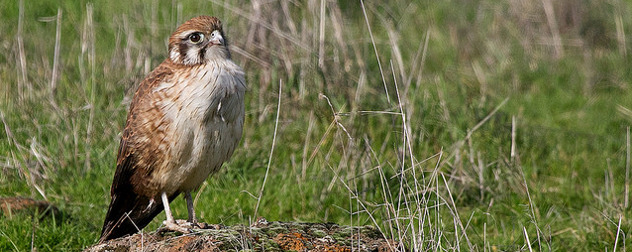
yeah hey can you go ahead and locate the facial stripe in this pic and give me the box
[178,43,189,63]
[198,45,206,63]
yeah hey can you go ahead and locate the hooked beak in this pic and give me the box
[209,30,224,46]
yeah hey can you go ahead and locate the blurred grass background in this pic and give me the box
[1,0,631,250]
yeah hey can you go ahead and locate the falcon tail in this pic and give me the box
[98,190,179,243]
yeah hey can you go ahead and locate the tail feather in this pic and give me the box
[99,191,179,243]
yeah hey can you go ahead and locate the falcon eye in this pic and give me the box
[188,32,204,44]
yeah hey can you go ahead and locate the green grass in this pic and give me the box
[1,0,632,251]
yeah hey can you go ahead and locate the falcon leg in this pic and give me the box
[161,192,190,233]
[162,192,175,223]
[185,191,198,224]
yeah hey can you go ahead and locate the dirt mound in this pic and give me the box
[85,218,401,251]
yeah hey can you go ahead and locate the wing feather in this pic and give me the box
[99,60,180,242]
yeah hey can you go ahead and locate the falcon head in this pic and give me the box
[168,16,231,66]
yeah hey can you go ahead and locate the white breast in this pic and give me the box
[153,60,246,193]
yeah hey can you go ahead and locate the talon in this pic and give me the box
[161,220,192,234]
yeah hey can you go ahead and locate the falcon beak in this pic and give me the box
[209,30,224,46]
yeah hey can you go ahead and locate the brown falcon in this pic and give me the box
[99,16,245,242]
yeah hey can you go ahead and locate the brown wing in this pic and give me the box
[99,60,180,242]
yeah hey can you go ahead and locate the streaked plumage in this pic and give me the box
[99,16,245,243]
